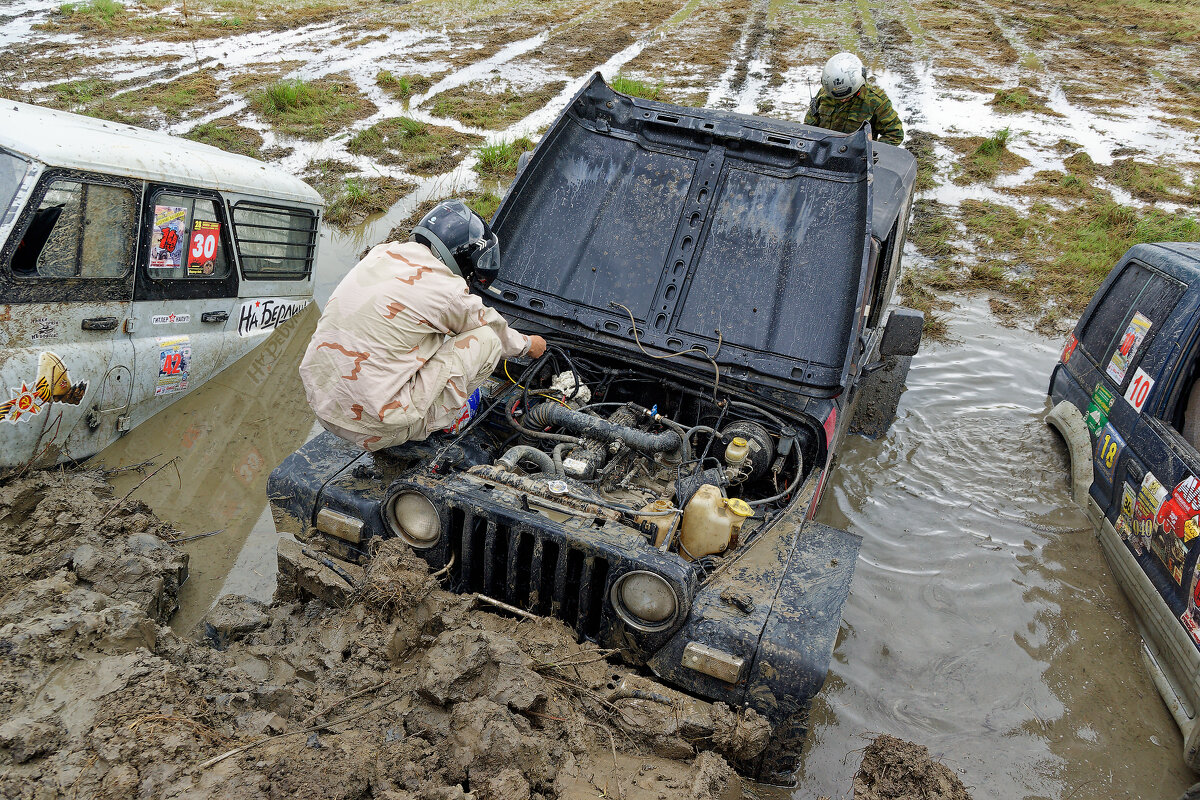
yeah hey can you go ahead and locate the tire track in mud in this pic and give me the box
[707,0,770,111]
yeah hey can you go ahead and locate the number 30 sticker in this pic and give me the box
[1124,367,1155,414]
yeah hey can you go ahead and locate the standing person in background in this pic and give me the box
[805,52,905,146]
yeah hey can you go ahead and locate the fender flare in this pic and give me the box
[1046,400,1093,506]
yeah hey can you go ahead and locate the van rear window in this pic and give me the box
[232,203,317,278]
[1079,260,1184,377]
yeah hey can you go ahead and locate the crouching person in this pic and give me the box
[300,199,546,451]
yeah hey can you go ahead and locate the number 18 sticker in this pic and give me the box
[1124,366,1155,414]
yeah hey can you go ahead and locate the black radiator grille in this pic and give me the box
[448,507,610,641]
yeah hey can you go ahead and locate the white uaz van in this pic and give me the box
[0,101,323,474]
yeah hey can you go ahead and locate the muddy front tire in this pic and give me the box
[849,355,913,438]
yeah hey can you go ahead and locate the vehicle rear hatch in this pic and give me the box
[485,74,877,397]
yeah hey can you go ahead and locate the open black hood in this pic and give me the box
[485,74,914,396]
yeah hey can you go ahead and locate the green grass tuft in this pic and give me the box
[474,137,536,181]
[250,76,376,140]
[60,0,124,23]
[610,74,667,101]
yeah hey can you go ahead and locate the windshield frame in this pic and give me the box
[0,147,39,246]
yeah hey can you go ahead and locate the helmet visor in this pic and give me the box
[473,234,500,278]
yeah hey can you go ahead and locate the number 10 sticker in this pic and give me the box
[1124,367,1155,414]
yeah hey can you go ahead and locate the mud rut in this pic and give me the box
[1,0,1199,797]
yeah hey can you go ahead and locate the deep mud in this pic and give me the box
[853,735,973,800]
[0,470,771,799]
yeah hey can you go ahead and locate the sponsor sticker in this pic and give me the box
[1061,333,1078,364]
[238,298,311,337]
[149,205,188,271]
[1123,366,1154,414]
[31,317,60,341]
[1106,312,1152,384]
[1093,424,1124,486]
[151,313,191,325]
[1185,563,1200,648]
[187,219,221,276]
[1085,384,1115,436]
[155,335,191,396]
[0,352,87,424]
[1156,476,1200,541]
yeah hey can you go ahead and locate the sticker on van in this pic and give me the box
[1156,476,1200,542]
[237,298,311,337]
[1085,384,1115,436]
[1106,312,1152,384]
[0,352,87,423]
[1094,424,1125,486]
[150,205,188,270]
[155,335,191,396]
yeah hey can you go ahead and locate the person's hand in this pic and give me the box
[527,335,547,359]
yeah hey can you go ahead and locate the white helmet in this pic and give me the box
[822,53,866,100]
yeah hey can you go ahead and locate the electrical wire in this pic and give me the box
[609,301,723,398]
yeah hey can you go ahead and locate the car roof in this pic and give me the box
[1,100,323,207]
[1128,242,1200,283]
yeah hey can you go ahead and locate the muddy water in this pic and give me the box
[783,296,1194,800]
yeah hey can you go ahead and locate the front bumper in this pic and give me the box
[269,432,862,783]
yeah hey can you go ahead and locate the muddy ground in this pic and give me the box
[0,470,969,799]
[0,470,761,799]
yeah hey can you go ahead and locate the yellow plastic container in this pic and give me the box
[638,498,679,548]
[679,485,754,561]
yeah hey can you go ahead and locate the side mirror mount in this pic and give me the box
[880,307,924,357]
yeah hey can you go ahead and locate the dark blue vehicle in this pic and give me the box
[1048,241,1200,773]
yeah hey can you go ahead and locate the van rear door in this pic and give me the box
[0,169,140,471]
[225,196,318,364]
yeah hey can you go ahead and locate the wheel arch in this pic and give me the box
[1046,400,1093,506]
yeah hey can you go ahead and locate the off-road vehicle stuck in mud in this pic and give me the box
[270,75,923,784]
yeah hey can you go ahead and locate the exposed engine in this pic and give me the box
[426,347,820,575]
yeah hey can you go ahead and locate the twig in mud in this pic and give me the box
[532,646,619,672]
[430,552,456,580]
[68,753,99,800]
[301,679,395,727]
[585,720,626,800]
[98,457,181,525]
[543,674,641,728]
[471,592,539,620]
[194,693,407,771]
[102,455,162,477]
[128,713,224,745]
[165,529,225,545]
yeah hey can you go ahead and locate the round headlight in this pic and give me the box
[384,491,441,548]
[611,571,679,632]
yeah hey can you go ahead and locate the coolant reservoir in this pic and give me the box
[679,485,753,561]
[638,498,678,547]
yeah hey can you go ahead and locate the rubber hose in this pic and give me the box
[525,403,682,454]
[497,445,558,476]
[552,442,573,476]
[506,400,581,444]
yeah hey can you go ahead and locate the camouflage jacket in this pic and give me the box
[804,85,904,146]
[299,241,530,447]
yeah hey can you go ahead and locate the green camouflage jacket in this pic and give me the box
[804,85,904,146]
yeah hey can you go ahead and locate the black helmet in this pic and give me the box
[410,199,500,285]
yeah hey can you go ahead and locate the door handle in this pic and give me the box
[81,316,118,331]
[201,310,229,323]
